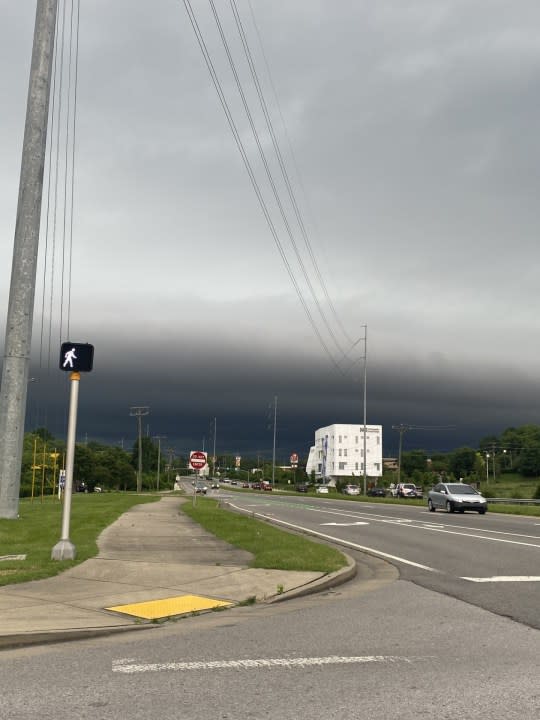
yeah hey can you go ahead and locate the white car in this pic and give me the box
[342,484,360,496]
[315,485,329,494]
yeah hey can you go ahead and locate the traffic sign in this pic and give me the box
[189,451,207,470]
[59,342,94,372]
[290,453,299,467]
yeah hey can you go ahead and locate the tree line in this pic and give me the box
[19,423,540,498]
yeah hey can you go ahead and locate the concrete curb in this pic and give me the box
[0,623,156,652]
[265,552,357,603]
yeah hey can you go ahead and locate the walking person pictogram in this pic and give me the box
[63,347,77,368]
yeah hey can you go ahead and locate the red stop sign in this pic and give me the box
[190,451,207,470]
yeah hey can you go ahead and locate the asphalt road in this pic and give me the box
[1,490,538,719]
[1,563,538,720]
[221,491,540,629]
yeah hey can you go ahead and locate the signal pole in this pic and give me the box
[130,407,149,492]
[0,0,58,519]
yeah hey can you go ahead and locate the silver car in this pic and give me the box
[428,482,487,514]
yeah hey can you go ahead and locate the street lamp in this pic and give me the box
[485,453,490,484]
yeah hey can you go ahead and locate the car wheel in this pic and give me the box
[428,499,436,512]
[459,508,465,513]
[446,500,454,513]
[478,508,487,514]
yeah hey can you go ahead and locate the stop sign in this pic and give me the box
[190,451,207,470]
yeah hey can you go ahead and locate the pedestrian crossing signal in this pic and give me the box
[59,342,94,372]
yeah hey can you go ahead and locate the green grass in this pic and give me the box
[0,493,157,586]
[182,498,347,574]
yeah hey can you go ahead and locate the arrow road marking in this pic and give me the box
[227,503,437,572]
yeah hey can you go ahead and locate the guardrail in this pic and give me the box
[486,498,540,506]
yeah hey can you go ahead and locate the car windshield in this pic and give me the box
[446,484,477,495]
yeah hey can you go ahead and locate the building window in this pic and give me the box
[338,449,342,457]
[377,436,380,445]
[344,449,348,457]
[355,436,358,444]
[375,463,380,471]
[338,462,346,470]
[338,435,342,443]
[355,462,358,471]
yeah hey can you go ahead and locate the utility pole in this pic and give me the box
[130,407,149,493]
[272,396,277,486]
[0,0,58,519]
[362,325,368,496]
[166,447,174,486]
[152,436,166,491]
[392,423,455,486]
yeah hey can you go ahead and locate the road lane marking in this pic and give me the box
[461,576,540,583]
[320,522,369,526]
[112,655,419,674]
[228,504,437,572]
[233,500,540,545]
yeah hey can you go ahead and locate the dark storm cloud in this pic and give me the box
[3,1,540,459]
[25,329,540,459]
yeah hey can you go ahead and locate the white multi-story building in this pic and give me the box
[306,423,383,483]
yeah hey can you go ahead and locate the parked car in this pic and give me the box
[396,483,422,498]
[261,482,273,491]
[295,484,309,493]
[315,485,329,494]
[242,482,250,488]
[366,486,385,497]
[342,484,360,496]
[251,482,261,490]
[428,482,487,514]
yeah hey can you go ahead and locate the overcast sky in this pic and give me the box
[1,1,540,460]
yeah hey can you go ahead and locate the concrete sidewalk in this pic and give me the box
[0,496,355,649]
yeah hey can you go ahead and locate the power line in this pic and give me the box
[182,0,345,372]
[246,0,353,347]
[226,0,349,358]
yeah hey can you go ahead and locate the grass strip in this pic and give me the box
[181,497,347,574]
[0,493,157,586]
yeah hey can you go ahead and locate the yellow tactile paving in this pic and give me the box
[106,594,233,620]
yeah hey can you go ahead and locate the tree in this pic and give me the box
[448,447,477,479]
[518,448,540,477]
[401,450,427,477]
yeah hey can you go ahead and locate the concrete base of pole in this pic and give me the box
[51,539,76,561]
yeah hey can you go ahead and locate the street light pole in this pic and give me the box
[212,417,217,478]
[362,325,367,496]
[272,396,278,486]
